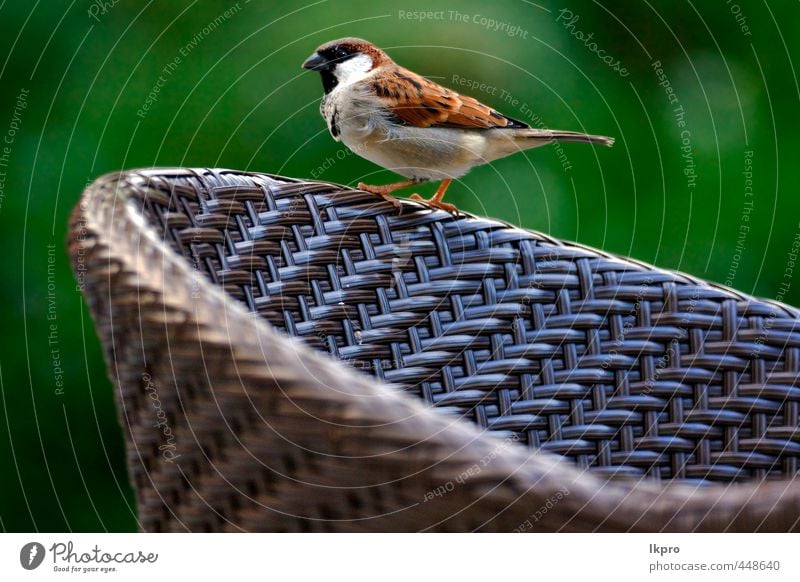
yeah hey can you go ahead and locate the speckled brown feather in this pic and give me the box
[372,66,528,130]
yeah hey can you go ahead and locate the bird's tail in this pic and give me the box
[486,128,614,162]
[530,130,614,147]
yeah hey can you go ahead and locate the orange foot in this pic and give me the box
[357,180,416,196]
[357,180,418,210]
[409,179,460,215]
[409,194,459,214]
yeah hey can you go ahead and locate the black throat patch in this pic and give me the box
[329,108,340,138]
[320,69,338,94]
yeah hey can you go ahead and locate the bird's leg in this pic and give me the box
[409,179,459,214]
[358,180,416,196]
[356,179,419,209]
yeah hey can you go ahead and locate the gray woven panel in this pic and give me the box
[130,168,800,484]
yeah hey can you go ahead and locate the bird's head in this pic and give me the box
[302,37,389,93]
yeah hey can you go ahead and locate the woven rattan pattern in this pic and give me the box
[131,168,800,484]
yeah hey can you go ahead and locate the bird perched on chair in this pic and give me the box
[301,37,614,213]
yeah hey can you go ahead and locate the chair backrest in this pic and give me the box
[70,168,800,532]
[129,167,800,485]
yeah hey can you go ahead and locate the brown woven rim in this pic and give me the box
[69,168,800,531]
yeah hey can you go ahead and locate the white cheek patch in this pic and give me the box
[333,54,373,86]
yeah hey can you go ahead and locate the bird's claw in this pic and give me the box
[357,182,388,196]
[357,182,403,210]
[409,193,461,215]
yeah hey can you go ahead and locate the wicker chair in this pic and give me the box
[69,168,800,532]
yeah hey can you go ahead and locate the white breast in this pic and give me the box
[322,77,382,144]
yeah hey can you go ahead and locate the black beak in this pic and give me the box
[302,52,328,71]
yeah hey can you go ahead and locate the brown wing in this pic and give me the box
[371,67,528,130]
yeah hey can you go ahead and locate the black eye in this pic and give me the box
[334,47,349,59]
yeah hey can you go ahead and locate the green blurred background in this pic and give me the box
[1,0,798,531]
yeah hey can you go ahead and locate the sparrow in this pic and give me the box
[302,38,613,213]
